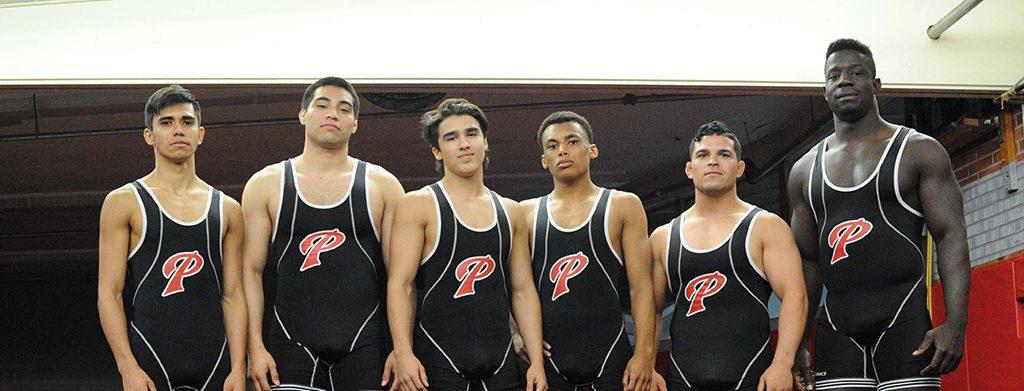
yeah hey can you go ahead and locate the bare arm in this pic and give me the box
[506,200,547,390]
[757,214,807,377]
[648,224,671,391]
[97,187,155,391]
[616,193,655,390]
[786,153,821,387]
[387,191,431,390]
[910,135,970,375]
[371,167,406,267]
[240,169,279,390]
[220,197,249,380]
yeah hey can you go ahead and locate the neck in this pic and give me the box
[298,138,352,172]
[833,107,891,142]
[551,173,599,200]
[148,155,199,193]
[691,187,744,218]
[440,169,486,197]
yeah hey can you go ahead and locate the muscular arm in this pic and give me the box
[616,193,656,390]
[240,171,275,352]
[757,214,808,371]
[387,191,431,390]
[506,200,546,372]
[220,197,249,378]
[786,153,821,386]
[648,225,671,391]
[371,167,406,267]
[910,135,970,375]
[97,188,145,378]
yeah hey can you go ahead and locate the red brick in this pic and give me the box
[955,167,969,180]
[952,150,976,169]
[960,175,979,187]
[977,139,1001,156]
[969,154,995,173]
[977,165,1002,179]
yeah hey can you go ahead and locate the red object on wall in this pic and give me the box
[931,255,1024,390]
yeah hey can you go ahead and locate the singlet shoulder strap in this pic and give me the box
[666,215,683,294]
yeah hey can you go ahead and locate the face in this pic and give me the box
[432,114,488,176]
[685,135,744,196]
[299,85,358,148]
[144,102,204,163]
[540,121,598,181]
[824,49,881,123]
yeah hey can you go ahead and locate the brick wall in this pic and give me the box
[952,106,1024,266]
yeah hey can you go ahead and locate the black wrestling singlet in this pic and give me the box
[665,207,772,391]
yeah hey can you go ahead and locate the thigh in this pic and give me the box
[267,331,328,389]
[872,310,939,391]
[327,337,389,390]
[813,320,878,390]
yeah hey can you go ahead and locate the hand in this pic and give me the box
[382,351,396,389]
[649,371,667,391]
[393,351,429,391]
[622,355,652,391]
[248,347,280,391]
[525,363,548,391]
[914,322,965,376]
[758,362,794,391]
[119,363,157,391]
[792,346,813,390]
[515,336,551,364]
[222,369,246,391]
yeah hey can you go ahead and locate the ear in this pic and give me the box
[823,86,828,102]
[144,128,155,146]
[351,119,358,134]
[482,136,489,153]
[589,144,599,159]
[872,77,882,92]
[431,146,442,162]
[298,108,307,125]
[684,161,694,180]
[736,159,746,178]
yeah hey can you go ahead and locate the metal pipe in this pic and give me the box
[927,0,983,39]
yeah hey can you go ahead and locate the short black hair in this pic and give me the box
[144,85,201,129]
[826,38,876,77]
[420,98,490,173]
[301,77,360,118]
[689,120,742,160]
[536,111,594,147]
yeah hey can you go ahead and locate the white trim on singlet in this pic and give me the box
[596,324,625,377]
[132,211,164,306]
[493,192,511,295]
[349,303,379,352]
[744,211,768,281]
[663,220,674,294]
[365,163,382,240]
[893,129,924,217]
[728,226,768,312]
[871,276,924,375]
[128,185,148,259]
[876,176,925,258]
[138,180,213,226]
[824,301,869,377]
[492,336,514,375]
[275,186,300,270]
[589,212,620,298]
[679,206,755,254]
[674,226,687,308]
[269,385,324,391]
[292,157,358,209]
[547,190,602,232]
[436,181,497,232]
[669,354,693,388]
[219,194,226,267]
[877,377,942,391]
[735,338,770,390]
[815,378,878,390]
[604,190,624,265]
[537,206,552,289]
[130,322,174,390]
[349,181,378,276]
[807,153,819,225]
[821,132,899,192]
[273,306,318,384]
[206,200,221,293]
[418,323,461,373]
[272,162,286,244]
[420,189,443,265]
[422,196,458,302]
[198,338,227,391]
[546,356,563,376]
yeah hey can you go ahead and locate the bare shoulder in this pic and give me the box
[221,194,243,218]
[520,197,541,216]
[650,221,672,249]
[904,131,952,168]
[102,184,138,212]
[789,149,817,185]
[397,187,436,211]
[366,163,403,189]
[247,162,284,189]
[752,210,789,232]
[498,196,524,219]
[609,189,644,211]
